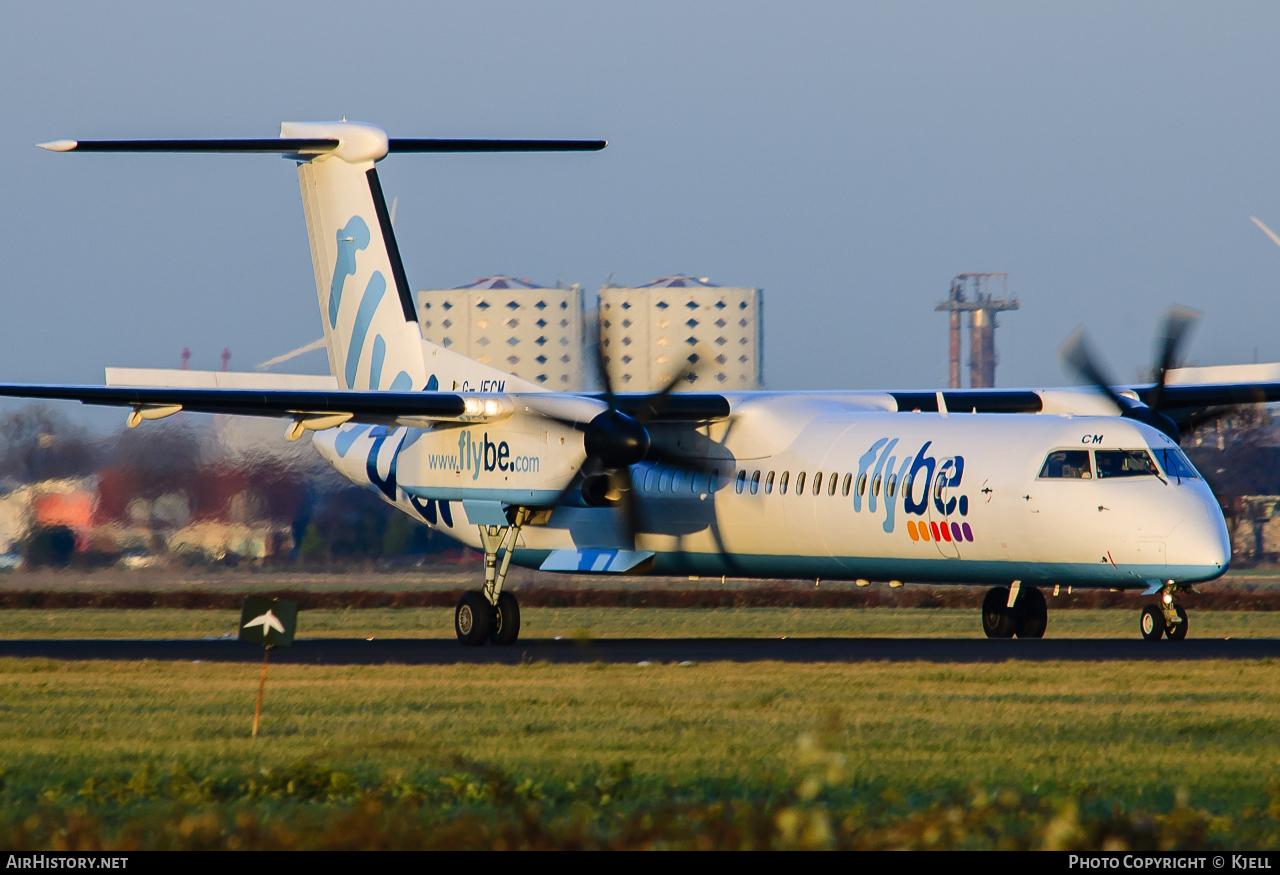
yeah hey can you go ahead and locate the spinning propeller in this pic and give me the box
[543,343,706,549]
[1059,305,1201,442]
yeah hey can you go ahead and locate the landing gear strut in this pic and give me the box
[1140,583,1189,641]
[982,583,1047,639]
[454,507,529,646]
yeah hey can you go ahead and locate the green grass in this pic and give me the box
[2,606,1280,640]
[1,656,1279,848]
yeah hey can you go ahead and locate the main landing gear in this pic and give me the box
[981,582,1047,639]
[1140,583,1189,641]
[454,507,529,647]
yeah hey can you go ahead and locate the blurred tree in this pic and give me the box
[0,405,99,483]
[298,522,327,562]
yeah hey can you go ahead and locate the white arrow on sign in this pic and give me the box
[243,609,285,636]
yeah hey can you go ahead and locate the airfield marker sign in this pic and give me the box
[238,596,298,738]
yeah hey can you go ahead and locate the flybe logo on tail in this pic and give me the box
[330,217,371,328]
[328,214,415,392]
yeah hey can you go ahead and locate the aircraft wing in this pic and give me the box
[0,383,484,427]
[1131,381,1280,429]
[0,382,733,431]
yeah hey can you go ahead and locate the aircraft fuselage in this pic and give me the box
[315,397,1229,590]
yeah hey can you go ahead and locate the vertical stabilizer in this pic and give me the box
[285,121,428,391]
[37,121,606,396]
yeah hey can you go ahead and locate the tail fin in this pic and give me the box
[40,122,606,394]
[285,121,427,391]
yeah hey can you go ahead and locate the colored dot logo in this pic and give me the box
[907,519,973,543]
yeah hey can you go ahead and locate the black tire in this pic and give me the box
[489,591,521,646]
[1015,586,1048,639]
[455,591,492,646]
[982,587,1016,638]
[1166,605,1189,641]
[1140,605,1166,641]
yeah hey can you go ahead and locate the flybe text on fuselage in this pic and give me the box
[446,431,540,478]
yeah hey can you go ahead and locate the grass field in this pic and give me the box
[2,651,1279,849]
[2,606,1280,640]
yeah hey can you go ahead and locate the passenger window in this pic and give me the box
[691,471,704,493]
[872,474,881,497]
[857,473,867,496]
[886,473,897,498]
[1039,450,1092,479]
[933,472,946,500]
[671,469,685,492]
[841,473,852,497]
[765,471,775,494]
[1094,449,1159,479]
[750,470,761,495]
[710,468,720,492]
[644,468,658,492]
[813,473,823,496]
[1154,447,1200,483]
[828,473,838,496]
[735,470,747,494]
[659,468,672,493]
[795,472,806,494]
[779,471,790,495]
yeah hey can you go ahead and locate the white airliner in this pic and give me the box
[15,121,1279,646]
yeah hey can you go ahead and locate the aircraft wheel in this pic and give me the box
[489,591,521,646]
[1015,586,1047,639]
[455,591,492,646]
[1140,605,1166,641]
[982,587,1016,638]
[1166,605,1189,641]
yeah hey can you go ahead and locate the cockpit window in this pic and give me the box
[1039,450,1092,479]
[1153,447,1201,482]
[1094,449,1159,479]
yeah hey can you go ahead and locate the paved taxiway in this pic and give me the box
[1,637,1278,664]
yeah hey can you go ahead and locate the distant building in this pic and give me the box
[416,277,585,389]
[597,276,763,391]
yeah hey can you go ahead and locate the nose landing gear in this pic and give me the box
[1140,583,1189,640]
[981,583,1047,639]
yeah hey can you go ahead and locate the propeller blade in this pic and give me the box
[1059,325,1131,414]
[1148,305,1202,412]
[631,362,698,425]
[608,465,639,551]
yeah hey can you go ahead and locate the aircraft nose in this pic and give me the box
[1166,495,1231,576]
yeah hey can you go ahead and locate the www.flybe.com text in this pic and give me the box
[426,431,539,479]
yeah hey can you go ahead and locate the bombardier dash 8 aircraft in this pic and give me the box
[14,120,1280,645]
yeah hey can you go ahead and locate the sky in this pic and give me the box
[3,1,1280,416]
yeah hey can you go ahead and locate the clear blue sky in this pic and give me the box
[3,1,1279,402]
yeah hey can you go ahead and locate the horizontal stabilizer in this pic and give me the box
[388,139,606,153]
[39,138,339,154]
[39,138,606,155]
